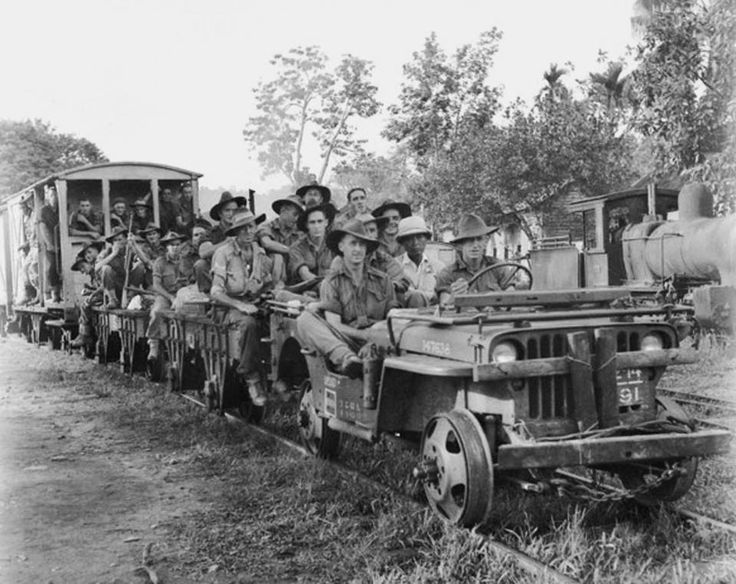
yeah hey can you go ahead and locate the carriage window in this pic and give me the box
[66,180,103,238]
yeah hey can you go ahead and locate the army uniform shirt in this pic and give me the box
[435,255,503,297]
[152,255,195,295]
[211,239,273,300]
[288,237,334,283]
[257,217,302,249]
[378,235,405,258]
[320,263,398,328]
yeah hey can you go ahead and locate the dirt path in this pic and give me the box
[0,337,212,584]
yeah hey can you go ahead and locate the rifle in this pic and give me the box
[120,213,135,308]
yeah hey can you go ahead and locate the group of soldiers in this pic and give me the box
[54,181,505,402]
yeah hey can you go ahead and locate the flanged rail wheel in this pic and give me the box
[297,381,340,459]
[417,409,493,527]
[617,397,698,503]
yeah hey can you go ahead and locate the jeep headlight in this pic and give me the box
[491,341,518,363]
[641,333,664,351]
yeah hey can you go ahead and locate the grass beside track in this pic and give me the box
[7,335,735,582]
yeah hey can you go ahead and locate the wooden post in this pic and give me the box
[594,329,620,428]
[56,180,70,305]
[647,182,656,217]
[191,178,199,217]
[1,210,13,306]
[248,189,255,214]
[151,179,160,226]
[101,179,111,236]
[566,331,598,431]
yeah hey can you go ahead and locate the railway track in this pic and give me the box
[657,387,736,432]
[178,393,580,584]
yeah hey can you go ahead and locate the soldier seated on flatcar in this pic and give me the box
[288,203,336,286]
[257,195,305,285]
[194,191,248,293]
[145,231,195,363]
[296,219,398,379]
[68,196,103,237]
[435,213,503,306]
[95,227,145,308]
[209,208,275,406]
[130,224,166,288]
[70,241,106,348]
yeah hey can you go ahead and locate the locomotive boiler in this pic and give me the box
[533,182,736,332]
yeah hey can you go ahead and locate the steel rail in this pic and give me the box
[657,388,736,415]
[178,393,580,584]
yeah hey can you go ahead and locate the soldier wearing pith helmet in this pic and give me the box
[209,208,273,406]
[396,216,442,307]
[435,213,503,306]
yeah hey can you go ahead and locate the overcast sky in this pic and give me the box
[1,1,636,194]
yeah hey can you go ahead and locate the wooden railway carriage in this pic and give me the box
[268,283,732,527]
[0,161,202,344]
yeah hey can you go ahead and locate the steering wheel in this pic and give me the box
[466,261,533,292]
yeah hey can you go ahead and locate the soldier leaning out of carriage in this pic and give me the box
[257,195,305,284]
[287,202,337,286]
[17,189,40,305]
[435,213,504,306]
[195,191,249,293]
[38,183,62,303]
[145,231,196,364]
[296,219,398,379]
[209,208,275,406]
[68,196,103,237]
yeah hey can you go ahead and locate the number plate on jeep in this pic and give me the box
[616,368,647,406]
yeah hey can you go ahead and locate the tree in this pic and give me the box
[243,46,381,186]
[627,0,736,211]
[384,30,503,167]
[0,119,107,198]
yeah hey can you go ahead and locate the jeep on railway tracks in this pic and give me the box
[268,285,732,527]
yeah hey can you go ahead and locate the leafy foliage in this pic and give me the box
[243,46,381,186]
[383,30,503,166]
[384,37,636,235]
[0,119,107,198]
[628,0,736,211]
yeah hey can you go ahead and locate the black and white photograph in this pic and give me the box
[0,0,734,582]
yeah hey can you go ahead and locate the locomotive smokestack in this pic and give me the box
[678,182,714,221]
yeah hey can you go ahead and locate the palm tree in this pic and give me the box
[541,64,568,101]
[590,62,628,110]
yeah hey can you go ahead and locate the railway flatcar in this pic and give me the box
[0,161,202,342]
